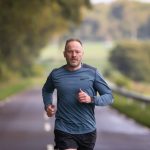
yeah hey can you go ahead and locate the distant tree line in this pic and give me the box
[0,0,91,80]
[74,0,150,41]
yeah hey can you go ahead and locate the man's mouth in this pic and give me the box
[71,59,77,61]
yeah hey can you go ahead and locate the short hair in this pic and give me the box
[65,38,82,50]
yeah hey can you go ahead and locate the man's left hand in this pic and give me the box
[77,89,92,103]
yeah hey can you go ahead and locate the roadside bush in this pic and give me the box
[109,40,150,82]
[104,66,130,88]
[112,94,150,128]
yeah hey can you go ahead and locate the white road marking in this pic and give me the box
[44,122,51,132]
[47,144,54,150]
[43,112,52,132]
[43,112,54,149]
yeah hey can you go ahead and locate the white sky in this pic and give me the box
[91,0,115,4]
[91,0,150,4]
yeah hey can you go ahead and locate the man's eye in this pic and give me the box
[76,51,80,53]
[67,51,72,53]
[67,50,81,54]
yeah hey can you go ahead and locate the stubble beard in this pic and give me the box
[67,60,81,69]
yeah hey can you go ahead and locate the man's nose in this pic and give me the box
[72,52,76,56]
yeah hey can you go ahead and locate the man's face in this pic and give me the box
[64,41,84,68]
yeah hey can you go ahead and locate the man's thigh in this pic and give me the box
[54,130,78,150]
[76,130,96,150]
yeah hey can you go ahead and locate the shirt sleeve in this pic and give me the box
[42,71,55,110]
[93,69,114,106]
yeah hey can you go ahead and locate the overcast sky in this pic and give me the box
[91,0,115,4]
[91,0,150,4]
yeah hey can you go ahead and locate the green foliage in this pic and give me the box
[105,69,130,88]
[57,0,91,23]
[0,0,91,80]
[112,94,150,128]
[109,41,150,82]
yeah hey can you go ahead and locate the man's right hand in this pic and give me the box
[46,105,56,117]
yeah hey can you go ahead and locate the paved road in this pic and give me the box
[0,87,150,150]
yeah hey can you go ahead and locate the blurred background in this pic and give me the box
[0,0,150,150]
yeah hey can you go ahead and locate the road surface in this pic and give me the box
[0,87,150,150]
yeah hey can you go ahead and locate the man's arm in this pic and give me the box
[93,70,114,106]
[42,72,55,110]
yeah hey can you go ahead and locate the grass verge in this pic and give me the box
[112,93,150,128]
[0,78,32,101]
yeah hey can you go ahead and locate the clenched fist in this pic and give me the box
[46,104,56,117]
[77,89,92,103]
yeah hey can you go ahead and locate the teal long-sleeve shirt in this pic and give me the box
[42,64,113,134]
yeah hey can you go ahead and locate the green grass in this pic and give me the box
[112,94,150,128]
[83,42,111,72]
[0,79,32,101]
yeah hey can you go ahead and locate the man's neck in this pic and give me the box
[65,64,82,71]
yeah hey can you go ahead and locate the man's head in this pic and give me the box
[64,38,84,70]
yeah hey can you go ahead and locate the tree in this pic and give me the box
[109,41,150,82]
[0,0,91,79]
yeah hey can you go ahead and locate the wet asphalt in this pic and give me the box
[0,87,150,150]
